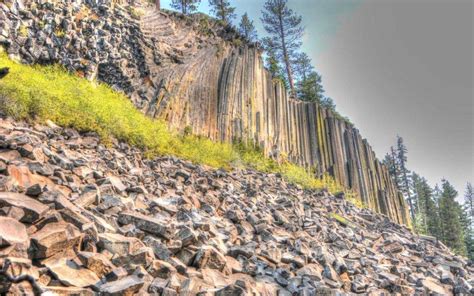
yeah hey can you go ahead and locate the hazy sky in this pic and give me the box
[161,0,473,195]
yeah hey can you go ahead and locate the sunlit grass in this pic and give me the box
[0,51,356,199]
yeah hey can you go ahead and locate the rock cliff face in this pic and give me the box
[0,0,409,224]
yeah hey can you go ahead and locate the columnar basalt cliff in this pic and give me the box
[0,0,409,224]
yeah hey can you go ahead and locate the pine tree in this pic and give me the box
[431,184,443,239]
[296,72,325,102]
[261,0,304,96]
[384,146,400,187]
[396,136,415,221]
[412,173,426,233]
[465,183,474,223]
[439,179,466,255]
[209,0,235,23]
[238,13,257,42]
[320,97,336,112]
[460,204,474,260]
[412,173,439,236]
[262,37,287,86]
[433,184,442,205]
[171,0,201,14]
[463,183,474,259]
[293,52,325,102]
[293,52,313,81]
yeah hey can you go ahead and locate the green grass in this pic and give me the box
[0,50,353,197]
[330,213,350,226]
[19,25,28,37]
[330,213,359,229]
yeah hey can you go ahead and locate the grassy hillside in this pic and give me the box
[0,51,355,198]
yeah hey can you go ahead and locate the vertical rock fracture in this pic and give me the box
[0,0,409,224]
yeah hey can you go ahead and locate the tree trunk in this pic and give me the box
[403,171,415,221]
[283,53,295,96]
[277,12,295,96]
[156,0,160,10]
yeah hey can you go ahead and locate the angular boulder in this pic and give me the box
[118,211,168,238]
[99,275,144,295]
[0,192,49,223]
[30,221,82,259]
[193,246,227,271]
[0,216,29,247]
[98,233,145,257]
[0,217,29,257]
[78,251,116,279]
[419,278,450,295]
[44,257,100,288]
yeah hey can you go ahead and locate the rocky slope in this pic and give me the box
[0,116,473,295]
[0,0,409,224]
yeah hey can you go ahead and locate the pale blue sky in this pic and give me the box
[160,0,361,56]
[160,0,473,195]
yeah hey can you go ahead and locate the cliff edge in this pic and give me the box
[0,0,409,224]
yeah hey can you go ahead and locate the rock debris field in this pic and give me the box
[0,116,472,295]
[0,0,408,222]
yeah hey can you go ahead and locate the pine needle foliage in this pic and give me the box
[170,0,201,15]
[209,0,235,23]
[261,0,304,95]
[238,13,257,42]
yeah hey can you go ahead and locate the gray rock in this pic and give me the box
[100,275,144,295]
[25,183,42,196]
[0,116,472,295]
[0,192,49,223]
[118,211,168,238]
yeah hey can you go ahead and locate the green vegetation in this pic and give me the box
[238,13,257,43]
[261,0,303,95]
[330,213,351,227]
[171,0,201,15]
[19,25,28,37]
[0,51,354,200]
[385,136,474,259]
[197,16,214,37]
[345,194,367,209]
[293,52,324,103]
[54,29,66,38]
[209,0,236,24]
[128,7,145,19]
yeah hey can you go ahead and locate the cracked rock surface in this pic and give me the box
[0,0,410,224]
[0,116,473,295]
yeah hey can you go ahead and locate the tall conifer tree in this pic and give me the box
[384,146,401,187]
[396,136,415,221]
[293,52,325,102]
[262,37,287,86]
[171,0,201,14]
[460,205,474,260]
[439,179,466,255]
[261,0,304,96]
[412,173,439,236]
[464,183,474,223]
[238,13,257,42]
[320,97,336,112]
[463,183,474,259]
[209,0,236,23]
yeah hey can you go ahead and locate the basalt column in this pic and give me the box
[0,3,410,225]
[147,41,409,225]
